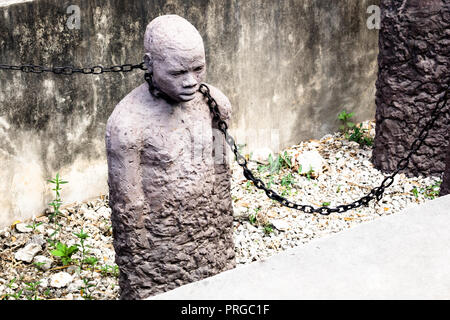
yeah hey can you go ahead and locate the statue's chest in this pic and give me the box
[141,105,215,168]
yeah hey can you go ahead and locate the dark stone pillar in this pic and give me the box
[372,0,450,178]
[440,144,450,196]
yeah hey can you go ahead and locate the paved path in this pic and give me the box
[149,195,450,300]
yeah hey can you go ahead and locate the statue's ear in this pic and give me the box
[144,53,153,74]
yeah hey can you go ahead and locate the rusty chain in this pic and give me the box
[199,83,449,216]
[0,61,147,74]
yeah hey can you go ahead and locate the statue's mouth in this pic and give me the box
[180,91,196,97]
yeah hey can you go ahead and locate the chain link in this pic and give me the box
[199,83,449,216]
[0,62,147,75]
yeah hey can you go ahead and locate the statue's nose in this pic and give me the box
[182,73,197,88]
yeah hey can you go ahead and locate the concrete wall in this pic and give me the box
[0,0,379,227]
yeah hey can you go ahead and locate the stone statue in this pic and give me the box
[105,15,236,300]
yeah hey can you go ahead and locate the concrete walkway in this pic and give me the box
[149,195,450,300]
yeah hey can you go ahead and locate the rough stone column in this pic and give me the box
[440,144,450,196]
[372,0,450,178]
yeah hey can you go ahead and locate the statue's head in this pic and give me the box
[144,15,206,102]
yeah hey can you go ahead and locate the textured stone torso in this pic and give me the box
[106,83,235,300]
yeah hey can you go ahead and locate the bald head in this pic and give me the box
[143,15,206,102]
[144,15,205,62]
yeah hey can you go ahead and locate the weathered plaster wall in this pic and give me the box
[0,0,379,227]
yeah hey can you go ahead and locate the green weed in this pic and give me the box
[338,110,355,133]
[248,207,260,225]
[47,173,68,222]
[26,221,43,233]
[306,166,314,181]
[73,228,90,269]
[24,281,41,300]
[410,181,441,200]
[347,124,374,147]
[50,242,78,266]
[100,264,119,278]
[263,223,274,235]
[259,151,293,175]
[281,173,295,188]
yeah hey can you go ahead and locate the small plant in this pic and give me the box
[7,278,17,289]
[411,186,419,198]
[259,151,293,175]
[100,264,120,278]
[100,264,110,276]
[111,265,119,278]
[74,228,91,269]
[43,288,51,297]
[1,278,20,300]
[306,166,315,181]
[248,207,260,225]
[322,202,331,206]
[2,278,23,300]
[280,174,295,196]
[8,289,23,300]
[280,151,293,169]
[338,111,373,147]
[423,181,441,200]
[24,281,41,300]
[348,124,374,147]
[83,256,98,268]
[47,173,68,222]
[410,181,441,200]
[46,227,61,249]
[26,220,43,232]
[281,189,290,197]
[266,175,275,188]
[33,261,46,270]
[281,173,295,188]
[263,223,274,235]
[50,241,78,266]
[245,180,254,192]
[267,154,281,174]
[80,278,96,300]
[338,110,355,133]
[298,164,315,181]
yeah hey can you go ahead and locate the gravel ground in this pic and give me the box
[0,120,442,300]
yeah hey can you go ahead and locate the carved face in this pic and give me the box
[151,48,206,102]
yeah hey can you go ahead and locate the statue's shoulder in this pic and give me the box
[107,84,149,123]
[106,84,151,146]
[202,83,232,120]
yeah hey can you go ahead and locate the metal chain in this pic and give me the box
[0,61,147,75]
[1,59,448,215]
[199,83,449,216]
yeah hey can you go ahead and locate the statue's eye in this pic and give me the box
[170,70,186,76]
[194,66,204,72]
